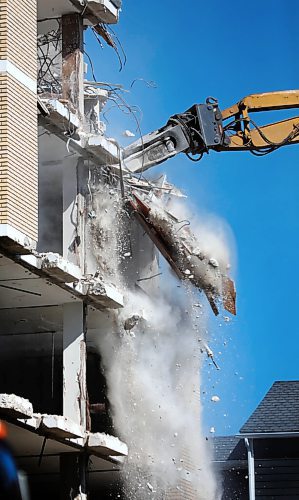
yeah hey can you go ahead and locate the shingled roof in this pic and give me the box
[240,381,299,434]
[212,436,247,462]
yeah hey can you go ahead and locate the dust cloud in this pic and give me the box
[92,183,233,499]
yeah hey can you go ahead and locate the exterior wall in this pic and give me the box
[255,459,299,498]
[0,0,37,80]
[254,438,299,499]
[0,0,38,241]
[220,469,248,500]
[166,480,199,499]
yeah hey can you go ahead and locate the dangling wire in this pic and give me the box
[37,20,62,95]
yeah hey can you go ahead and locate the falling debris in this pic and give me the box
[146,482,154,492]
[211,395,220,403]
[127,191,236,316]
[124,314,141,331]
[123,129,135,137]
[201,342,220,370]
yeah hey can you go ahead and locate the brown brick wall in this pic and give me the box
[0,73,37,240]
[0,0,37,80]
[165,448,199,499]
[166,481,198,499]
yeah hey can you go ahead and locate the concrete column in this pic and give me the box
[60,453,88,500]
[63,158,86,270]
[63,157,78,265]
[245,438,256,500]
[62,13,84,118]
[63,302,87,429]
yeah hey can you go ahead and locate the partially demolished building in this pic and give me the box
[0,1,235,498]
[0,1,128,498]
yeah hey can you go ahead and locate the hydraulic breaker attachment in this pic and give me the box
[122,98,230,173]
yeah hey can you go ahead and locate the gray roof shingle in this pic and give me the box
[240,381,299,434]
[212,436,247,461]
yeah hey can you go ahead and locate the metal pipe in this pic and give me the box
[245,438,255,500]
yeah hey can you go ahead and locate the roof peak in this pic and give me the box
[240,380,299,434]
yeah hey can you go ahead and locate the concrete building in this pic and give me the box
[0,0,133,498]
[0,1,235,498]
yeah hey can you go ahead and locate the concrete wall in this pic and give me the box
[38,154,63,254]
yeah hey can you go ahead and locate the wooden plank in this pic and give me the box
[256,480,299,489]
[257,489,299,496]
[258,497,299,500]
[257,473,299,482]
[256,465,299,472]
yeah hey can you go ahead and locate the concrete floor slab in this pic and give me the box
[0,394,33,419]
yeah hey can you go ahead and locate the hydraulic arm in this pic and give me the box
[120,90,299,316]
[122,90,299,173]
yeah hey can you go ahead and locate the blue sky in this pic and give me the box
[86,1,299,435]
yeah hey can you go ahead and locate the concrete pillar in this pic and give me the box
[62,13,84,118]
[63,157,78,264]
[63,158,86,270]
[60,452,88,500]
[63,302,87,429]
[245,438,256,500]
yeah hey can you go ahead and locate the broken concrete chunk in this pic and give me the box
[40,253,82,282]
[88,281,124,309]
[209,258,219,268]
[18,415,42,430]
[87,432,128,456]
[0,394,33,419]
[65,279,124,309]
[123,130,135,137]
[124,315,140,331]
[40,415,84,439]
[147,483,154,492]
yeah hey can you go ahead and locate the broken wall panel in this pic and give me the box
[120,220,160,295]
[62,13,84,118]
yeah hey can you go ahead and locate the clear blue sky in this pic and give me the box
[86,0,299,435]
